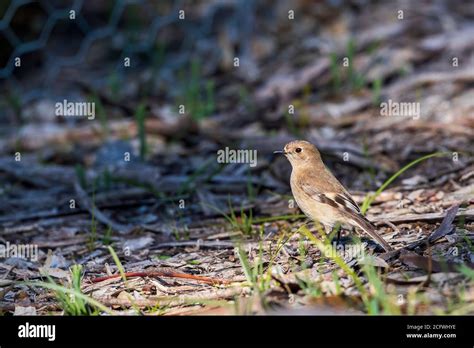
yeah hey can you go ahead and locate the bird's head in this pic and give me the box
[274,140,322,167]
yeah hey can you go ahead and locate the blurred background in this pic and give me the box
[0,0,472,215]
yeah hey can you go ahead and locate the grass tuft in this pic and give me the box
[177,59,215,121]
[23,265,112,315]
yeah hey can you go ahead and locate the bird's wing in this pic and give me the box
[330,191,361,215]
[300,182,361,216]
[300,182,393,251]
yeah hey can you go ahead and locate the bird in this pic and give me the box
[274,140,393,252]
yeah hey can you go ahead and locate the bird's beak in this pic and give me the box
[273,150,286,155]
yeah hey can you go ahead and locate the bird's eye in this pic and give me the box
[295,147,302,153]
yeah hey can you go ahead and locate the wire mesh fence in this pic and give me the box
[0,0,240,117]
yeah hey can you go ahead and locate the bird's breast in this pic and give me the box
[290,174,342,227]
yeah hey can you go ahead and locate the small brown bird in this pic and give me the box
[275,140,392,252]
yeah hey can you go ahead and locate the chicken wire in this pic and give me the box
[0,0,236,115]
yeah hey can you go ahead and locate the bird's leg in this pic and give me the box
[310,220,326,236]
[328,222,342,244]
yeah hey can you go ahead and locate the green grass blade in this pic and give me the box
[134,102,147,160]
[361,152,449,214]
[108,246,127,283]
[20,281,113,315]
[236,244,254,286]
[298,226,367,299]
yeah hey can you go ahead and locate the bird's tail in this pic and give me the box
[350,215,393,252]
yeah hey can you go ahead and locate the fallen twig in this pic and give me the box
[405,204,460,250]
[96,287,245,309]
[370,208,473,224]
[90,269,232,285]
[152,240,235,249]
[74,179,133,234]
